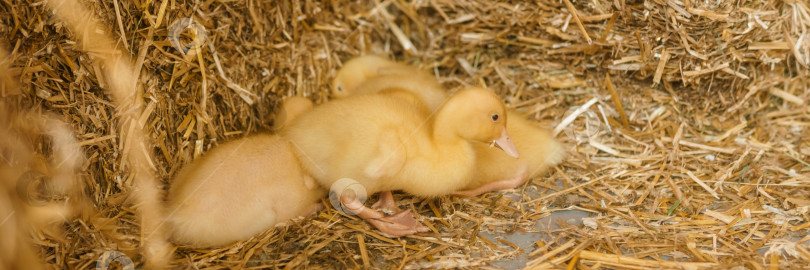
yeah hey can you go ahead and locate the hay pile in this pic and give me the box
[1,0,808,268]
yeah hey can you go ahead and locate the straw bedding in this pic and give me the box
[0,0,808,268]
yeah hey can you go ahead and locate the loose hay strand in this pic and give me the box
[2,0,809,268]
[43,0,171,267]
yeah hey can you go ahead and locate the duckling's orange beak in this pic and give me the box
[492,128,519,158]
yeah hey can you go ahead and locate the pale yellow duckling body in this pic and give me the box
[166,134,325,248]
[333,56,564,196]
[283,88,518,235]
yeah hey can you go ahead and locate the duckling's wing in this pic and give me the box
[363,131,406,179]
[302,173,319,190]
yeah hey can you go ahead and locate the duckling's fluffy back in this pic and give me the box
[166,134,325,248]
[334,55,447,110]
[352,73,447,110]
[283,92,431,195]
[333,55,400,97]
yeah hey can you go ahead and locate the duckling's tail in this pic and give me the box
[528,131,567,178]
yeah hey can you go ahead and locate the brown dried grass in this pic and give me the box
[1,0,808,269]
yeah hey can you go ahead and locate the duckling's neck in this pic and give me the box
[398,135,474,197]
[394,116,476,197]
[423,114,472,164]
[431,107,462,143]
[428,107,474,164]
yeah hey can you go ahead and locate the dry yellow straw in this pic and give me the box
[604,74,629,128]
[43,0,170,268]
[579,250,716,269]
[562,0,592,44]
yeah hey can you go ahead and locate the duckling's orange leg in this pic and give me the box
[304,203,324,215]
[453,169,529,197]
[371,191,398,213]
[339,193,428,237]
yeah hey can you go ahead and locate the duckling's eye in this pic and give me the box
[336,85,344,92]
[491,114,499,122]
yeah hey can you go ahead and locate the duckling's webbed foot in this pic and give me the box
[339,191,428,237]
[453,169,528,197]
[365,210,429,237]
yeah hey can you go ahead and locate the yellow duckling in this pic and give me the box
[332,56,564,197]
[283,87,519,236]
[453,113,564,196]
[165,134,325,248]
[333,55,447,110]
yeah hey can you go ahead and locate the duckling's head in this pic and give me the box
[332,55,395,98]
[435,87,519,158]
